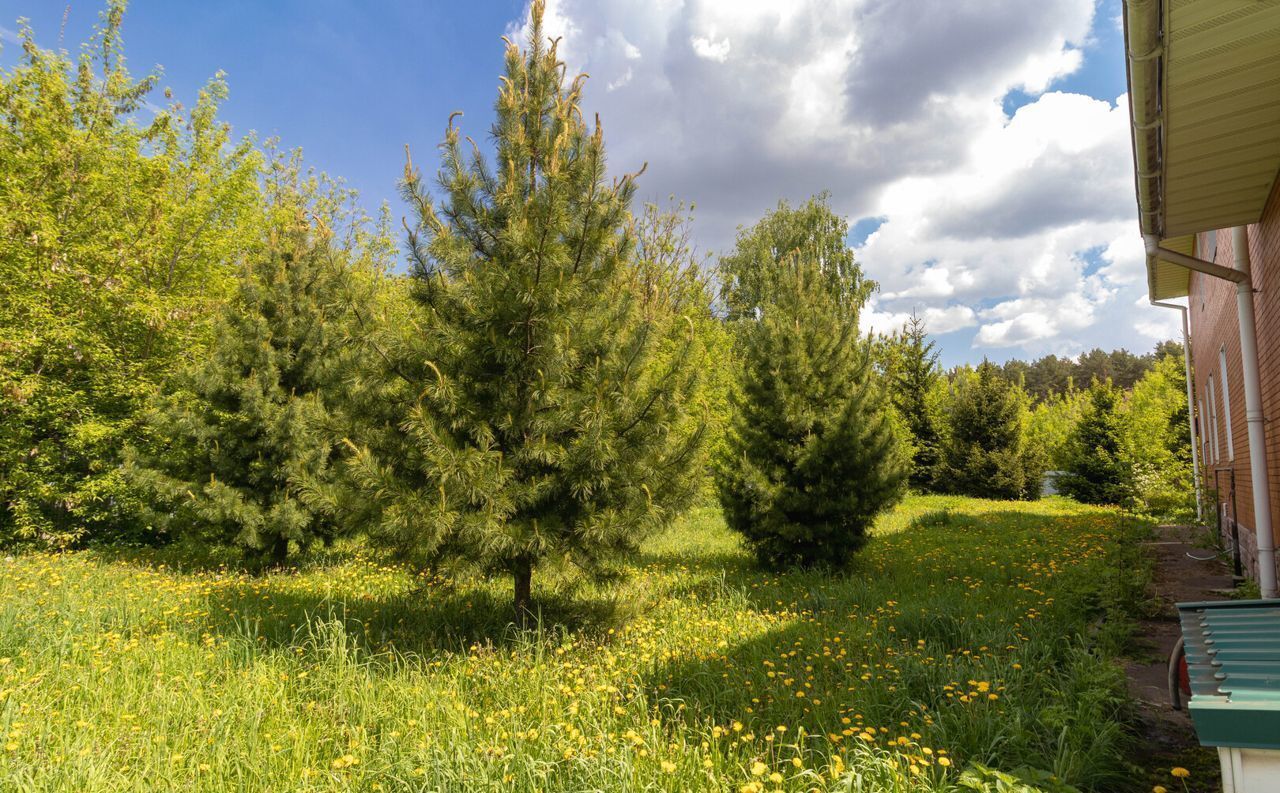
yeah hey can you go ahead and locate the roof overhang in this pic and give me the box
[1123,0,1280,300]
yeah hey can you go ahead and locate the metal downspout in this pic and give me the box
[1152,300,1203,521]
[1232,225,1277,598]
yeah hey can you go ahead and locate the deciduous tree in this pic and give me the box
[0,3,261,545]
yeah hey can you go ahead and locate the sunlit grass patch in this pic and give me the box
[0,496,1150,791]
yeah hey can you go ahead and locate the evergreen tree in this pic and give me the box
[1058,380,1134,506]
[128,162,388,564]
[939,361,1041,500]
[717,233,906,570]
[895,312,942,490]
[335,1,706,620]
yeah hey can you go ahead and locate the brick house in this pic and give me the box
[1124,0,1280,596]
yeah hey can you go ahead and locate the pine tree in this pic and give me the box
[717,221,906,569]
[895,312,942,490]
[128,163,386,564]
[336,1,706,621]
[1060,379,1135,506]
[632,201,732,492]
[939,361,1041,500]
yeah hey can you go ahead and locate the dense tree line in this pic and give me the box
[870,309,1191,514]
[996,343,1181,402]
[1,2,1196,619]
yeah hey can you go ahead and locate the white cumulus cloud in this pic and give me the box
[690,32,730,62]
[505,0,1167,361]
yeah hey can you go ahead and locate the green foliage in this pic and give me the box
[128,158,392,563]
[1025,388,1087,471]
[893,313,943,490]
[1119,353,1194,518]
[719,192,874,323]
[0,4,262,546]
[957,762,1081,792]
[633,201,733,493]
[339,2,706,617]
[939,362,1043,500]
[717,209,907,569]
[1057,380,1135,507]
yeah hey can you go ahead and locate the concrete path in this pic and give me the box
[1127,523,1237,792]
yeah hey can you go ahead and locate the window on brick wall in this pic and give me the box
[1207,375,1221,464]
[1219,346,1235,460]
[1198,401,1209,468]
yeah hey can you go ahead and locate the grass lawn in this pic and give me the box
[0,496,1157,792]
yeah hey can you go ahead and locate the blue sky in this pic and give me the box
[0,1,522,217]
[1001,0,1127,115]
[2,0,1165,368]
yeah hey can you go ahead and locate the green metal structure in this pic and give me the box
[1177,599,1280,750]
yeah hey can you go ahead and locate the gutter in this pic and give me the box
[1124,0,1163,240]
[1231,226,1278,599]
[1125,0,1277,596]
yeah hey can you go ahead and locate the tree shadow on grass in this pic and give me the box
[190,576,651,661]
[88,540,653,658]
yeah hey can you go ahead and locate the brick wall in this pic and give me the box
[1186,176,1280,586]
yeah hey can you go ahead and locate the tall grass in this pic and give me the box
[0,496,1152,791]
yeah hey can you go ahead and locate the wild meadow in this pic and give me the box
[0,495,1151,792]
[1,3,1200,792]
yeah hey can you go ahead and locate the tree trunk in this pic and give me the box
[269,535,289,568]
[513,559,533,629]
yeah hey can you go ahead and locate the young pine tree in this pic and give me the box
[939,361,1041,500]
[337,2,706,621]
[129,163,387,564]
[717,246,907,570]
[895,312,942,490]
[1059,379,1135,507]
